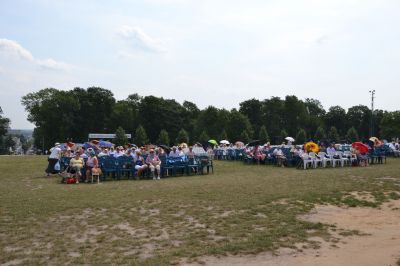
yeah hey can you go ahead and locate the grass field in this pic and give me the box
[1,156,400,265]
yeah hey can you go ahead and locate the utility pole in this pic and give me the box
[369,90,375,137]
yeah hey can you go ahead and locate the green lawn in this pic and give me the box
[1,156,400,265]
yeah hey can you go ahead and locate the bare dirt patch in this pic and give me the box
[187,198,400,266]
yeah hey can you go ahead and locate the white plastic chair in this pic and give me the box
[301,154,314,170]
[317,152,332,167]
[309,152,322,168]
[343,151,357,165]
[335,151,349,167]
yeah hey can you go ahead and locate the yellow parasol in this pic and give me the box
[304,141,320,153]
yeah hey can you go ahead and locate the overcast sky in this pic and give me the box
[1,0,399,129]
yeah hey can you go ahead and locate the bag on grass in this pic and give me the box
[66,177,77,184]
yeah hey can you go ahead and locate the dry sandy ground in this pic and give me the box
[188,196,400,266]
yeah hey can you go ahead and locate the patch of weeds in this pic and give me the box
[338,229,369,237]
[341,197,378,208]
[388,191,400,200]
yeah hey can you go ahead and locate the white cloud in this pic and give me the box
[0,38,34,61]
[116,25,166,53]
[0,38,72,70]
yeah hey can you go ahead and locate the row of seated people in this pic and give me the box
[61,147,213,183]
[212,143,387,168]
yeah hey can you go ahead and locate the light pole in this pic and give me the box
[369,90,375,137]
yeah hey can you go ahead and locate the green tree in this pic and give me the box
[198,130,209,146]
[346,127,359,142]
[280,129,288,143]
[239,98,263,132]
[296,129,307,144]
[328,126,340,143]
[380,111,400,139]
[219,129,228,141]
[157,129,170,145]
[135,125,149,146]
[226,109,253,142]
[258,125,270,144]
[113,127,128,147]
[176,128,189,144]
[239,130,250,143]
[314,126,326,141]
[0,107,10,137]
[261,97,285,143]
[346,105,371,140]
[325,106,347,137]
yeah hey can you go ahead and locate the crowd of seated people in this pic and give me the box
[56,142,210,183]
[211,138,394,169]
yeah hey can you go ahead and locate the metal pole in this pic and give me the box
[369,90,375,136]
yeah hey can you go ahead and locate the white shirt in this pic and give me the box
[327,147,336,154]
[49,146,61,159]
[169,150,181,158]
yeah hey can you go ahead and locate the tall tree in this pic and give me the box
[176,128,189,144]
[314,126,327,141]
[258,125,270,144]
[346,105,370,140]
[198,130,210,146]
[0,107,10,137]
[135,125,149,146]
[219,129,228,141]
[226,109,253,142]
[239,130,250,143]
[328,126,340,143]
[296,129,307,144]
[113,127,128,147]
[346,127,359,142]
[325,106,347,137]
[280,129,288,144]
[239,98,263,132]
[380,111,400,139]
[262,97,285,143]
[157,129,170,145]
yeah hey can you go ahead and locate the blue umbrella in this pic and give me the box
[99,140,113,148]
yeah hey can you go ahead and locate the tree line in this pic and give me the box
[18,87,400,150]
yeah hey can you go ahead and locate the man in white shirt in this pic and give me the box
[46,143,62,176]
[326,143,336,154]
[169,147,181,158]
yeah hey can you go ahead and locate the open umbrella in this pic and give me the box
[352,142,369,153]
[369,137,382,145]
[91,140,100,145]
[220,140,230,145]
[247,140,261,146]
[208,139,217,145]
[304,141,320,153]
[99,140,113,148]
[285,137,295,142]
[159,144,171,153]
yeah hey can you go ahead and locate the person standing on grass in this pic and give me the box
[146,149,161,180]
[45,142,61,176]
